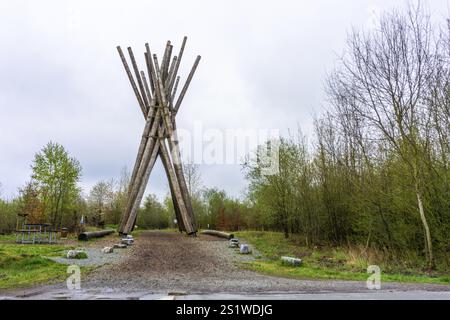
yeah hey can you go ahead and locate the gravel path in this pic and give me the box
[81,231,450,294]
[47,247,128,267]
[2,230,449,299]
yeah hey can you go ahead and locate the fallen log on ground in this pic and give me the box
[200,230,234,240]
[78,229,115,241]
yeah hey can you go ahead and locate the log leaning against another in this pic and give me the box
[78,229,115,241]
[200,230,234,240]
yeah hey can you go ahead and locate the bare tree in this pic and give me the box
[88,179,115,226]
[326,3,446,267]
[183,159,202,197]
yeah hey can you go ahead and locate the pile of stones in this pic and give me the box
[102,235,134,254]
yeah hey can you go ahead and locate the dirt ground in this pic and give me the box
[3,230,450,299]
[84,231,450,294]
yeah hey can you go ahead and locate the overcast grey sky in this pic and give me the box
[0,0,448,200]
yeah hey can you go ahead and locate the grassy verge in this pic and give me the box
[0,243,69,289]
[234,231,450,285]
[0,235,92,289]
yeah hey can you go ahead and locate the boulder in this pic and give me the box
[113,243,127,249]
[239,244,252,254]
[121,238,134,246]
[101,246,114,253]
[229,238,239,248]
[281,256,302,266]
[67,250,78,259]
[67,249,87,259]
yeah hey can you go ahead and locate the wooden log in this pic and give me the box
[124,122,195,234]
[124,91,193,234]
[174,55,201,113]
[121,65,174,234]
[166,116,197,230]
[140,70,153,104]
[168,36,187,94]
[121,110,162,233]
[118,99,156,234]
[155,130,195,234]
[165,56,177,93]
[158,147,186,232]
[129,68,185,233]
[153,54,160,74]
[123,100,195,235]
[123,133,160,234]
[200,230,234,240]
[116,51,156,234]
[116,46,147,117]
[127,47,150,113]
[144,44,156,92]
[162,42,172,82]
[148,55,165,110]
[160,41,171,82]
[122,119,160,234]
[118,39,200,235]
[78,229,115,241]
[171,76,180,106]
[154,73,197,232]
[124,110,187,234]
[118,46,158,234]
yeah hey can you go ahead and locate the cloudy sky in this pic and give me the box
[0,0,448,200]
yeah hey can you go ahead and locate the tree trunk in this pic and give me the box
[415,180,434,269]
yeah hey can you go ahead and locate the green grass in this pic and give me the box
[0,234,94,289]
[0,234,17,242]
[0,243,71,289]
[234,231,450,285]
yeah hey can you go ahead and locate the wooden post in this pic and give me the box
[154,73,197,232]
[116,46,146,117]
[123,134,160,233]
[128,47,150,113]
[168,36,187,94]
[159,148,185,232]
[174,55,201,113]
[166,56,177,92]
[120,103,162,233]
[171,76,180,106]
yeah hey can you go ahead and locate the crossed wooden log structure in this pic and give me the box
[117,37,200,235]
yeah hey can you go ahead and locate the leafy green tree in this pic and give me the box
[137,194,170,229]
[31,142,82,227]
[0,198,20,234]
